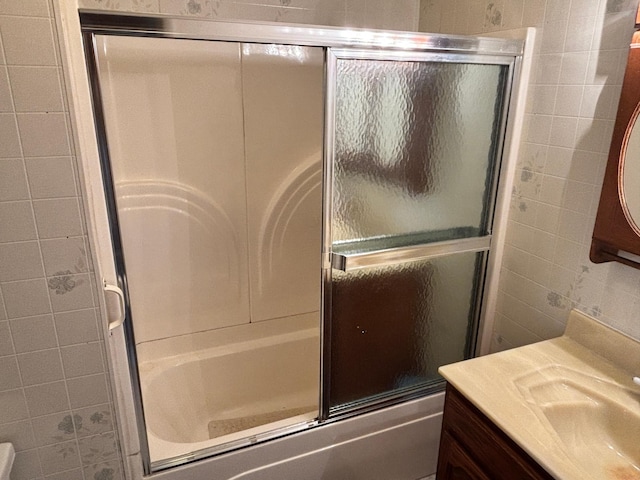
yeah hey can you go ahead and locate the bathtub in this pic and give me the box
[139,325,320,464]
[138,319,444,479]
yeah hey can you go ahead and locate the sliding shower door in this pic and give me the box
[324,49,512,414]
[88,33,324,468]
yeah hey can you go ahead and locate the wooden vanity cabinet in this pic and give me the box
[436,384,554,480]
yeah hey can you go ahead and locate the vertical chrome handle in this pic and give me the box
[103,281,126,331]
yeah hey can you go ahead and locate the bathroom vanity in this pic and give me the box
[437,385,552,480]
[437,310,640,480]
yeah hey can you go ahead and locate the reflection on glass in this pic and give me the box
[333,59,508,249]
[329,252,482,408]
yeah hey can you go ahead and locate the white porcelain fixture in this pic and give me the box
[0,443,15,480]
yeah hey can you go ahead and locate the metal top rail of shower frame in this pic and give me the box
[79,10,524,55]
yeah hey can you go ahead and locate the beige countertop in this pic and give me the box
[439,310,640,480]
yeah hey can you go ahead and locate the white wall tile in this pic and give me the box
[10,315,57,353]
[585,48,625,85]
[544,0,571,24]
[0,355,21,390]
[575,117,607,152]
[564,15,597,52]
[558,51,590,84]
[33,198,82,239]
[530,85,557,114]
[54,309,99,347]
[535,201,562,234]
[38,440,81,475]
[0,158,29,201]
[539,175,567,206]
[530,228,557,260]
[31,411,75,447]
[40,237,88,277]
[549,116,578,148]
[569,0,601,19]
[25,157,76,199]
[159,0,214,17]
[8,67,64,112]
[0,113,21,157]
[557,208,589,243]
[540,21,568,54]
[554,85,583,116]
[0,389,28,422]
[0,241,44,281]
[0,0,49,16]
[17,113,70,157]
[66,374,108,409]
[11,449,43,480]
[23,381,69,417]
[78,0,160,12]
[0,67,11,111]
[544,146,572,177]
[60,343,103,378]
[0,292,6,321]
[1,279,50,318]
[501,0,524,29]
[17,349,64,386]
[562,180,593,214]
[0,420,36,452]
[535,53,563,85]
[48,273,94,313]
[568,150,604,184]
[0,201,36,242]
[0,17,56,66]
[0,321,13,355]
[526,114,553,143]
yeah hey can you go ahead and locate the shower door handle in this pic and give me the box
[103,281,126,331]
[332,236,492,271]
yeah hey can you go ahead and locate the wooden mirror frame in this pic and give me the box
[590,29,640,270]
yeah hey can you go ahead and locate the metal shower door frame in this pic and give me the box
[321,47,517,420]
[79,10,523,474]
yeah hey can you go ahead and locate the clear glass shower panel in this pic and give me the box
[329,252,482,408]
[332,58,508,250]
[94,35,323,465]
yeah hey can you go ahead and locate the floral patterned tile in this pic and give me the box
[84,459,123,480]
[78,432,118,466]
[38,440,81,476]
[159,0,214,16]
[32,411,76,447]
[77,0,160,13]
[73,404,114,438]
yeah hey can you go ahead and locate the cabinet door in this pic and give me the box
[437,431,491,480]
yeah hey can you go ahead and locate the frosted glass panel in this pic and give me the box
[333,59,508,248]
[329,252,481,408]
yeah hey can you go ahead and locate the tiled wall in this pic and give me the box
[0,1,419,479]
[419,0,640,350]
[0,1,121,480]
[77,0,420,30]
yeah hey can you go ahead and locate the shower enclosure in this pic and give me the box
[80,11,523,477]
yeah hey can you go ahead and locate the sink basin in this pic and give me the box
[515,366,640,479]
